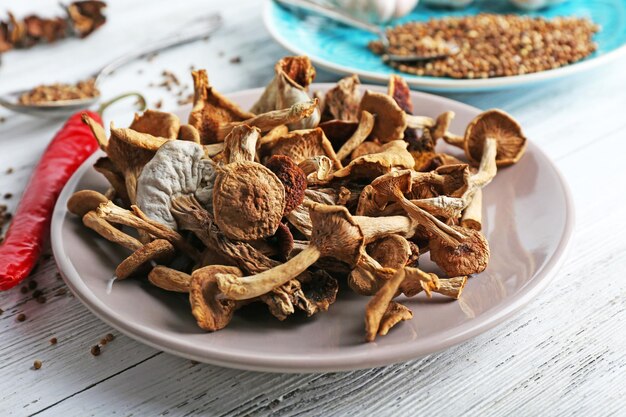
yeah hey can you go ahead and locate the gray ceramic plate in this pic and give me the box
[52,84,575,373]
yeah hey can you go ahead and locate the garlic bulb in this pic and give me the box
[330,0,420,23]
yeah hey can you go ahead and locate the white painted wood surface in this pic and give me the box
[0,0,625,415]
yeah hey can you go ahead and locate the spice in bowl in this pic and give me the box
[18,78,99,105]
[369,14,599,79]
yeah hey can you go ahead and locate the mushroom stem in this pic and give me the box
[401,268,467,299]
[96,201,201,261]
[149,266,192,293]
[461,138,497,208]
[443,133,464,148]
[405,114,435,130]
[461,189,482,231]
[365,268,407,342]
[216,246,322,300]
[354,215,416,242]
[223,125,260,163]
[335,110,375,161]
[82,211,143,251]
[395,193,466,247]
[218,100,318,141]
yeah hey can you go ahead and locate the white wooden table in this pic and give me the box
[1,1,625,415]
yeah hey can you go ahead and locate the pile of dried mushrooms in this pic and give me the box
[69,56,527,342]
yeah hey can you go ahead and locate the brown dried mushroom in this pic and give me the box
[189,69,254,144]
[215,203,414,301]
[444,109,527,167]
[72,60,527,341]
[190,265,244,331]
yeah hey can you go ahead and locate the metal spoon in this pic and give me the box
[0,13,223,119]
[274,0,458,63]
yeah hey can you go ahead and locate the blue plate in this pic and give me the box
[264,0,626,91]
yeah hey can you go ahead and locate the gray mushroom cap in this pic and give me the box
[136,140,216,230]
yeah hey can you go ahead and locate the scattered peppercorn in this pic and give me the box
[20,286,28,294]
[90,345,101,356]
[0,308,4,315]
[0,117,6,124]
[3,193,12,199]
[50,337,58,345]
[100,338,108,345]
[6,167,14,174]
[154,99,163,109]
[17,313,26,322]
[105,333,115,342]
[229,56,241,64]
[28,280,38,290]
[32,289,43,298]
[370,14,599,79]
[33,360,42,370]
[36,296,47,304]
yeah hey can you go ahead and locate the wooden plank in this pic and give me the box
[1,0,625,414]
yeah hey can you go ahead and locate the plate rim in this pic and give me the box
[51,84,576,373]
[263,0,626,92]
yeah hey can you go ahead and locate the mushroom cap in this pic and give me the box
[136,140,216,230]
[350,141,383,160]
[464,109,527,167]
[265,155,307,216]
[277,56,316,89]
[265,128,342,169]
[115,239,176,280]
[213,161,286,241]
[429,226,490,277]
[130,109,180,139]
[178,124,201,143]
[349,234,412,295]
[359,90,407,143]
[387,75,413,114]
[309,203,364,265]
[378,301,413,337]
[297,270,339,314]
[318,119,359,150]
[321,74,361,122]
[332,140,414,180]
[189,69,254,144]
[67,190,108,217]
[190,265,243,331]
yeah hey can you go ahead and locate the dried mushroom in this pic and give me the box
[429,226,490,276]
[320,74,361,122]
[349,234,413,295]
[189,69,254,144]
[71,60,528,340]
[135,140,216,230]
[116,239,175,280]
[215,203,414,301]
[130,110,180,139]
[264,127,342,169]
[251,56,320,129]
[148,266,191,293]
[213,127,286,241]
[67,190,108,217]
[265,155,307,215]
[332,140,414,180]
[444,109,527,167]
[190,265,243,331]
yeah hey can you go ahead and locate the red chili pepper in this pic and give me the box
[0,111,101,290]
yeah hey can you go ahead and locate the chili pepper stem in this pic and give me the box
[97,92,146,116]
